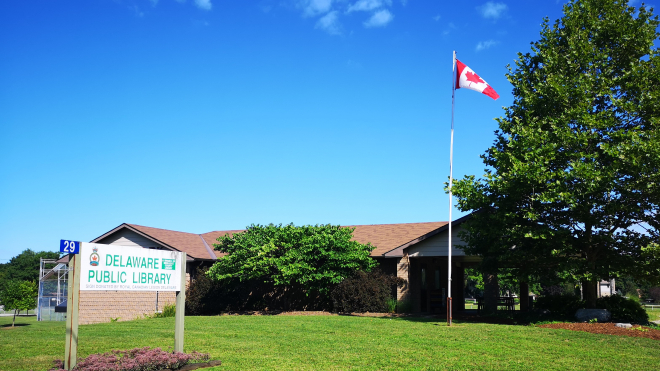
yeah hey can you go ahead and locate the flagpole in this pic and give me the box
[448,50,456,326]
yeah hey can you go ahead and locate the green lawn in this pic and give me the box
[647,307,660,322]
[1,315,658,371]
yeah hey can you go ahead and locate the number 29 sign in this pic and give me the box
[60,240,80,254]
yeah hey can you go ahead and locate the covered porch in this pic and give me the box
[379,215,482,314]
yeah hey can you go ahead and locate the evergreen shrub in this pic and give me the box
[534,294,585,317]
[595,295,648,323]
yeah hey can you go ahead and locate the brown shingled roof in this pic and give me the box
[200,230,244,258]
[126,224,214,260]
[78,220,458,263]
[350,222,448,256]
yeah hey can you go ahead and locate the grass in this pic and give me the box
[1,315,659,371]
[646,307,660,322]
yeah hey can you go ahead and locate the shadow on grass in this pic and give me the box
[369,310,573,326]
[1,323,31,328]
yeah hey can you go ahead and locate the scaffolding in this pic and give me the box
[38,258,69,321]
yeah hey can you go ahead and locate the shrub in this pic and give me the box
[386,298,397,313]
[649,287,660,303]
[153,304,176,318]
[49,347,210,371]
[396,298,413,313]
[595,295,648,323]
[331,270,404,313]
[534,294,585,317]
[186,267,331,314]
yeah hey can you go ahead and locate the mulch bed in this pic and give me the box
[215,310,409,317]
[538,322,660,340]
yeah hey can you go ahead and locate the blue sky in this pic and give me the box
[0,0,592,259]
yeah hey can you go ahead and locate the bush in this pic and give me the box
[649,287,660,303]
[534,294,585,317]
[595,295,648,323]
[330,270,404,313]
[49,347,210,371]
[186,267,331,314]
[153,304,176,318]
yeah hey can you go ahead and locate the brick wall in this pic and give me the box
[78,291,176,324]
[396,255,410,302]
[78,273,189,324]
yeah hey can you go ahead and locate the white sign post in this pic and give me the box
[63,242,187,370]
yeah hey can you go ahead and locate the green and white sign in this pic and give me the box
[79,243,183,291]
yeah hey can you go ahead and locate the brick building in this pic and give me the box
[60,218,477,323]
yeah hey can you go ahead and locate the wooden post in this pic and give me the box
[64,254,81,370]
[174,253,186,353]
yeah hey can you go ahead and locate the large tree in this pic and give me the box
[0,249,61,283]
[452,0,660,306]
[207,224,377,294]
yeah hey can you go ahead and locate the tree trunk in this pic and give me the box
[519,280,529,312]
[12,309,17,327]
[483,272,499,315]
[582,279,598,308]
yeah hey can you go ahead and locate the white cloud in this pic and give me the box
[347,0,391,13]
[442,22,455,36]
[194,0,212,10]
[363,9,393,27]
[301,0,334,17]
[149,0,159,6]
[477,2,507,19]
[315,11,342,34]
[475,40,499,51]
[346,59,362,69]
[433,14,441,21]
[130,5,144,17]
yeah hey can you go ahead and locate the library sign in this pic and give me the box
[60,240,187,370]
[79,243,182,292]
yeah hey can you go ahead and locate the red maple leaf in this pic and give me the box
[465,71,484,84]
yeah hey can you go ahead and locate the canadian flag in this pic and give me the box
[455,59,499,100]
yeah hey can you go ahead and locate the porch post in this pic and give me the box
[396,255,411,306]
[451,264,464,313]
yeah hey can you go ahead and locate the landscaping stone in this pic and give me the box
[575,309,611,322]
[615,323,632,329]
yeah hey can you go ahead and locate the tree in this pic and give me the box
[452,0,660,307]
[207,224,377,294]
[0,249,61,283]
[0,280,38,327]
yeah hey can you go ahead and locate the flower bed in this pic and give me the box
[49,347,212,371]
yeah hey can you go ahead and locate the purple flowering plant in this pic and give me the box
[49,347,210,371]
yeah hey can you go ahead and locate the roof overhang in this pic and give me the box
[381,214,473,257]
[91,223,194,261]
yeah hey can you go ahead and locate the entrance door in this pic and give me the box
[430,267,445,312]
